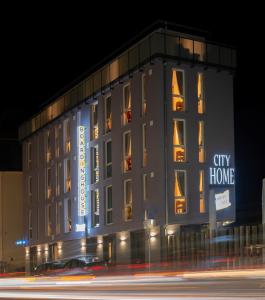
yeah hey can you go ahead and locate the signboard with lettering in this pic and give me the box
[210,154,235,185]
[215,190,231,211]
[78,126,87,217]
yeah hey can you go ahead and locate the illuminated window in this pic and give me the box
[199,170,205,213]
[27,142,32,168]
[124,179,132,221]
[172,69,184,111]
[92,189,100,227]
[105,140,112,178]
[123,84,132,125]
[105,185,112,225]
[47,204,52,236]
[64,119,71,153]
[142,74,147,115]
[143,174,147,201]
[173,119,185,162]
[104,95,112,133]
[142,123,147,167]
[65,198,72,232]
[46,168,52,199]
[64,159,71,193]
[174,170,187,214]
[123,131,132,172]
[56,201,62,235]
[55,125,60,158]
[91,145,99,184]
[46,130,52,162]
[56,162,60,196]
[198,121,205,163]
[91,103,99,140]
[197,73,204,114]
[29,210,33,239]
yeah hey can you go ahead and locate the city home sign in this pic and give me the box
[209,154,235,185]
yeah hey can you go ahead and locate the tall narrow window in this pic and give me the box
[65,198,72,232]
[46,130,52,162]
[29,210,33,239]
[174,170,187,214]
[105,185,113,225]
[123,131,132,172]
[28,176,32,202]
[199,170,205,213]
[56,201,62,234]
[28,142,32,167]
[46,168,52,199]
[143,174,147,201]
[105,140,112,178]
[92,189,100,227]
[124,179,132,221]
[142,74,147,115]
[172,69,184,111]
[64,159,71,193]
[197,73,204,114]
[173,119,185,162]
[142,123,147,167]
[55,125,60,157]
[91,145,99,184]
[64,119,71,153]
[123,84,132,125]
[36,208,39,241]
[198,121,205,163]
[104,95,112,133]
[47,204,52,236]
[91,103,99,140]
[56,162,60,196]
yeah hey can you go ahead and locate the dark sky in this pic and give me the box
[1,5,264,224]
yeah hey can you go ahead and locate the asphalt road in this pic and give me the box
[0,269,264,299]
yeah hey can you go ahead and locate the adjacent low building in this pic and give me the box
[19,23,236,272]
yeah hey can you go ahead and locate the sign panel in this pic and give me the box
[210,154,235,185]
[78,126,87,217]
[215,190,231,211]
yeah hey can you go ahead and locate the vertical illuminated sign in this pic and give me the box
[78,126,87,217]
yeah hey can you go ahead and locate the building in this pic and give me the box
[19,23,236,272]
[0,172,24,272]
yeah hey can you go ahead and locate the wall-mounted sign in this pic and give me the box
[76,223,86,232]
[78,126,87,217]
[210,154,235,185]
[215,190,231,211]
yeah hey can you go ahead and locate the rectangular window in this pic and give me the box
[172,69,185,111]
[105,140,112,178]
[46,130,52,162]
[91,103,99,140]
[91,145,99,184]
[198,121,205,163]
[28,176,32,201]
[36,208,39,241]
[197,73,204,114]
[65,198,72,232]
[199,170,205,213]
[124,179,132,221]
[105,185,113,225]
[37,174,39,202]
[143,174,147,201]
[56,162,60,196]
[92,189,100,227]
[64,159,71,193]
[46,168,52,199]
[123,131,132,172]
[47,204,52,236]
[174,170,187,214]
[142,123,147,167]
[55,125,60,157]
[28,142,32,167]
[173,119,185,162]
[56,201,62,234]
[64,119,71,153]
[142,74,147,115]
[29,210,33,239]
[104,95,112,133]
[123,84,132,125]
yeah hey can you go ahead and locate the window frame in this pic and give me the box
[123,130,132,172]
[104,94,112,134]
[105,185,113,225]
[172,69,185,112]
[174,169,187,215]
[105,139,112,178]
[122,83,132,125]
[124,179,132,221]
[173,118,186,163]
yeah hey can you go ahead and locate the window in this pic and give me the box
[199,170,205,213]
[123,131,132,172]
[92,189,100,227]
[142,74,147,115]
[55,125,60,157]
[197,73,204,114]
[123,84,132,125]
[29,210,33,239]
[105,185,112,225]
[46,168,52,199]
[104,95,112,133]
[198,121,205,163]
[172,69,184,111]
[64,119,71,153]
[36,208,39,241]
[91,103,99,140]
[47,204,52,236]
[28,142,32,167]
[37,174,39,202]
[64,159,71,193]
[124,179,132,221]
[91,145,99,184]
[56,162,60,196]
[105,140,112,178]
[143,174,147,201]
[46,130,52,162]
[173,119,185,162]
[56,201,62,234]
[142,123,147,167]
[65,198,72,232]
[174,170,187,214]
[28,176,32,201]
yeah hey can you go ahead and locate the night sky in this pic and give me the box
[1,6,264,224]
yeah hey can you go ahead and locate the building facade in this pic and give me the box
[19,25,236,271]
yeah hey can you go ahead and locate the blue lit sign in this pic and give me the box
[15,239,27,246]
